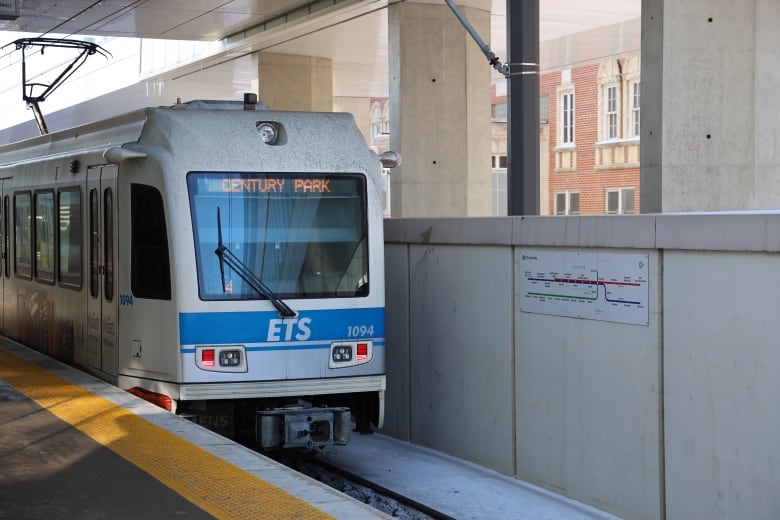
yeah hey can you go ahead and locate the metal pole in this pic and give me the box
[444,0,509,77]
[506,0,540,215]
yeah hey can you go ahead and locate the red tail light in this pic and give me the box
[127,387,173,411]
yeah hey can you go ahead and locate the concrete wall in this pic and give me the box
[383,214,780,520]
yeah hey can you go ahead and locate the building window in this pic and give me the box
[491,155,507,169]
[559,91,574,145]
[554,191,579,215]
[371,101,388,137]
[495,79,507,97]
[555,77,577,171]
[372,119,388,137]
[597,60,623,142]
[492,102,507,120]
[595,57,641,170]
[606,187,635,214]
[606,85,618,139]
[631,82,641,137]
[540,94,549,122]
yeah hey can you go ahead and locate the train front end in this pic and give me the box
[145,103,387,449]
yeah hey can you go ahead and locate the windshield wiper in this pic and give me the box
[214,207,297,318]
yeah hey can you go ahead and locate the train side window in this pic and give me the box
[103,187,114,302]
[58,188,82,289]
[131,184,171,300]
[13,191,32,280]
[89,189,99,298]
[34,190,55,284]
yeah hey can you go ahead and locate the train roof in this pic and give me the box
[0,100,368,171]
[0,107,148,167]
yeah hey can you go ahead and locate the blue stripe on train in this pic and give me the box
[179,307,385,345]
[180,341,385,354]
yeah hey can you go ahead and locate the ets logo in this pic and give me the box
[266,317,312,342]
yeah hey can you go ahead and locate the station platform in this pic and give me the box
[0,338,388,519]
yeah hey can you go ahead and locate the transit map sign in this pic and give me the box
[519,250,649,326]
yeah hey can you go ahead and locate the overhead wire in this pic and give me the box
[0,0,146,70]
[169,0,404,81]
[38,0,107,38]
[1,0,397,89]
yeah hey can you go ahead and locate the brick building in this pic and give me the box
[493,55,641,215]
[374,55,641,217]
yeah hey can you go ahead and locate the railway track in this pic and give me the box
[280,451,455,520]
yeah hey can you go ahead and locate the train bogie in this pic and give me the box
[0,97,389,449]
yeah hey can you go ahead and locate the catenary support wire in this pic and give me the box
[443,0,510,78]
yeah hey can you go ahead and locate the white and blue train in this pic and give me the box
[0,96,394,449]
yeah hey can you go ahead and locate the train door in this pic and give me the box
[86,165,118,377]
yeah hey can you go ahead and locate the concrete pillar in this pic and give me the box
[389,1,492,217]
[256,52,333,112]
[641,0,780,212]
[753,0,780,209]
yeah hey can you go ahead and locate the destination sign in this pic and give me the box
[220,178,331,193]
[188,172,363,198]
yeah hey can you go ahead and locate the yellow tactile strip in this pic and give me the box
[0,349,334,520]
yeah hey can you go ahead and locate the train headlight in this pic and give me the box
[329,341,372,369]
[256,122,279,145]
[332,345,352,362]
[219,349,242,367]
[195,346,247,372]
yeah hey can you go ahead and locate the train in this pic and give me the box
[0,95,395,449]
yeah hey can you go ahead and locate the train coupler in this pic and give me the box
[256,406,351,450]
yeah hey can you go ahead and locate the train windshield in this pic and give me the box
[187,172,368,300]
